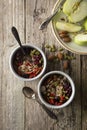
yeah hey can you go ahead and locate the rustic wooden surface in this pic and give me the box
[0,0,87,130]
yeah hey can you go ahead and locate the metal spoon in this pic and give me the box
[22,86,57,120]
[11,26,26,56]
[39,0,62,30]
[39,9,58,30]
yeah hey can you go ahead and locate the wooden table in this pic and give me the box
[0,0,87,130]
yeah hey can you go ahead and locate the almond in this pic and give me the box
[62,36,71,43]
[58,31,68,35]
[63,60,69,70]
[48,55,56,60]
[57,52,64,60]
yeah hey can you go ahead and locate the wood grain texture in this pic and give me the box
[0,0,3,129]
[81,56,87,130]
[0,0,25,130]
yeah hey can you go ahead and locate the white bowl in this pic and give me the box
[38,71,75,109]
[9,44,47,81]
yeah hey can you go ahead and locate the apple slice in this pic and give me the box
[74,34,87,45]
[56,21,82,32]
[83,18,87,30]
[68,0,87,23]
[63,0,81,16]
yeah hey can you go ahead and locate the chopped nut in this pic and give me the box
[48,55,56,60]
[58,30,71,43]
[63,60,69,70]
[59,33,68,38]
[58,31,68,35]
[62,36,71,43]
[57,52,64,60]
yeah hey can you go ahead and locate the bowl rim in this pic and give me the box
[51,0,87,55]
[9,44,47,81]
[38,71,75,109]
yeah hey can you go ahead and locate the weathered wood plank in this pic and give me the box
[1,0,25,130]
[0,0,3,130]
[82,56,87,130]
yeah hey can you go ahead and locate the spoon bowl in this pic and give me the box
[22,86,35,99]
[39,0,61,30]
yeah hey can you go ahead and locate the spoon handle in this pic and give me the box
[36,98,57,120]
[39,0,62,30]
[39,9,58,30]
[11,26,26,55]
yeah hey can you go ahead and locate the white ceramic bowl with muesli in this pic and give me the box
[9,44,46,81]
[38,71,75,109]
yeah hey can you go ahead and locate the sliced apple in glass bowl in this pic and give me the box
[51,0,87,54]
